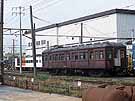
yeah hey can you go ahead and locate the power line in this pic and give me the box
[84,23,109,36]
[33,15,51,24]
[121,3,135,9]
[33,0,62,13]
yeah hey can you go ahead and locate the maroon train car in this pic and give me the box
[42,42,127,76]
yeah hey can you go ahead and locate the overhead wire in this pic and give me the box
[120,3,135,9]
[32,15,51,24]
[33,0,63,13]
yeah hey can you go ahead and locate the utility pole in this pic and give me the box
[12,6,25,74]
[80,23,83,44]
[47,41,49,50]
[0,0,4,84]
[30,6,37,77]
[12,39,15,70]
[56,24,59,45]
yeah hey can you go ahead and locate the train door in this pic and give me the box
[71,52,79,69]
[66,53,71,68]
[114,49,121,67]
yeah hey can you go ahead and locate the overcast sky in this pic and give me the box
[3,0,135,53]
[4,0,135,28]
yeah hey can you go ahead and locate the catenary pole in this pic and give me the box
[19,6,22,74]
[12,6,25,74]
[0,0,4,84]
[80,23,83,44]
[56,24,59,45]
[30,6,37,77]
[12,39,15,70]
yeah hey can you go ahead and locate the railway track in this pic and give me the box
[3,70,135,86]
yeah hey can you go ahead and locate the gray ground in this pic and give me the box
[0,85,81,101]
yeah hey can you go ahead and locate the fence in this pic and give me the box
[3,74,82,97]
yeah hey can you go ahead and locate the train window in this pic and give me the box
[99,51,104,59]
[80,52,87,60]
[62,54,64,61]
[44,55,48,61]
[59,54,64,61]
[56,54,59,61]
[39,60,41,63]
[52,55,54,61]
[36,60,38,63]
[95,51,99,60]
[75,54,79,60]
[89,52,94,60]
[54,55,57,61]
[67,55,70,60]
[49,55,52,61]
[71,53,74,60]
[106,50,112,59]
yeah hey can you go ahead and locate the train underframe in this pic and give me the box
[45,67,128,76]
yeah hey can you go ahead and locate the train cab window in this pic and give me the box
[99,51,104,59]
[120,50,125,58]
[106,50,112,59]
[89,52,94,60]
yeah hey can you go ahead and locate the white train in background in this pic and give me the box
[15,54,43,70]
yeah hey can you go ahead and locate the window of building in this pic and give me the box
[28,42,31,47]
[36,41,40,46]
[41,40,46,45]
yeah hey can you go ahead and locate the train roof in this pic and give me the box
[42,42,126,53]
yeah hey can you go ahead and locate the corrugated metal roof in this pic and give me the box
[42,42,125,53]
[26,9,135,34]
[36,9,135,32]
